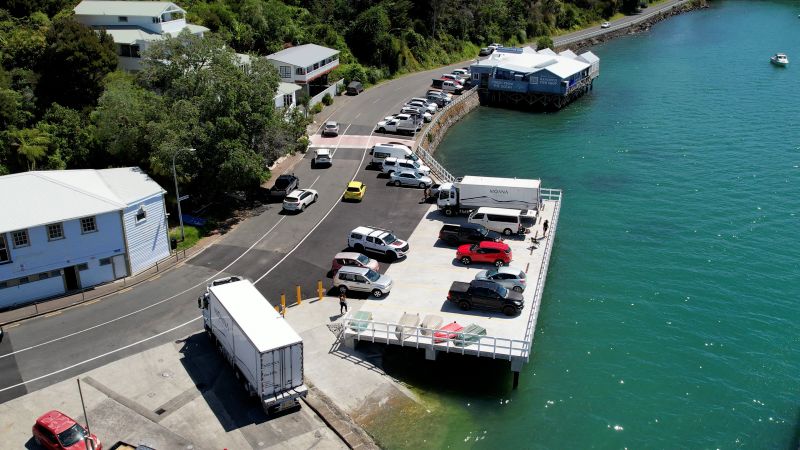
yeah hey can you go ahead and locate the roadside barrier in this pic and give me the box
[317,280,324,300]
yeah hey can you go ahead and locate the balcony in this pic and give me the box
[294,58,339,84]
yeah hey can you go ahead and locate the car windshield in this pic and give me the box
[347,186,360,192]
[326,123,336,128]
[365,269,381,282]
[356,254,370,265]
[408,154,419,162]
[477,227,488,236]
[469,244,478,252]
[58,424,87,447]
[275,178,291,188]
[383,234,397,245]
[495,285,509,297]
[284,195,299,202]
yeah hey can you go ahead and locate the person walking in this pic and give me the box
[542,219,549,236]
[339,292,348,314]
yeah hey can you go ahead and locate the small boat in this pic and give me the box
[770,53,789,66]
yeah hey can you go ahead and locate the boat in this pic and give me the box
[770,53,789,66]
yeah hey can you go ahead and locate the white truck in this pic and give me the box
[375,113,422,135]
[199,278,307,414]
[437,175,541,216]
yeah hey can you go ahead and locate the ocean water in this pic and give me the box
[368,2,800,448]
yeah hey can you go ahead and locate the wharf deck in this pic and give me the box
[343,189,561,370]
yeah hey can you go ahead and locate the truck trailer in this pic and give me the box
[437,175,541,216]
[200,278,307,414]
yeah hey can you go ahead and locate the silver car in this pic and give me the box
[474,266,527,292]
[390,170,433,188]
[322,121,339,136]
[334,266,393,298]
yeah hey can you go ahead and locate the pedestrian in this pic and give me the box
[421,186,430,203]
[543,219,549,235]
[339,292,348,314]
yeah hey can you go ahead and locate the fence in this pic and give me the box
[309,79,345,108]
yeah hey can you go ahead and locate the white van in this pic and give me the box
[370,142,421,167]
[467,207,537,236]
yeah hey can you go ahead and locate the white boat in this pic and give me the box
[770,53,789,66]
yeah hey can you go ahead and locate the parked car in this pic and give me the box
[347,226,409,259]
[400,106,432,123]
[270,174,299,198]
[330,252,380,275]
[343,181,366,201]
[441,73,466,85]
[478,47,494,56]
[452,68,470,79]
[312,148,332,167]
[601,21,611,28]
[447,280,524,316]
[410,97,438,112]
[375,113,421,134]
[456,240,512,267]
[489,43,502,49]
[32,410,102,450]
[382,157,431,176]
[282,189,318,212]
[346,80,364,95]
[474,266,527,293]
[390,170,433,188]
[438,223,499,246]
[441,80,463,94]
[333,266,393,298]
[322,121,339,137]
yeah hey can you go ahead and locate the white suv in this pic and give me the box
[382,157,431,176]
[347,226,409,260]
[333,266,393,298]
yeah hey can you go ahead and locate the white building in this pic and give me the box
[266,44,339,95]
[73,0,209,71]
[0,168,171,309]
[275,82,301,110]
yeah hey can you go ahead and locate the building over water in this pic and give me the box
[470,46,600,110]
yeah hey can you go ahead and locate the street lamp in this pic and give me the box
[172,147,195,242]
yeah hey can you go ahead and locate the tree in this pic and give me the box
[39,104,98,168]
[9,126,52,170]
[36,18,117,111]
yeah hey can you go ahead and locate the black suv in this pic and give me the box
[270,174,299,198]
[438,223,498,246]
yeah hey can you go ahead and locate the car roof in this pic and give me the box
[315,148,330,154]
[395,170,421,176]
[492,266,524,275]
[277,174,295,180]
[352,226,390,237]
[478,240,509,249]
[348,181,363,188]
[285,189,304,197]
[337,266,370,275]
[334,252,366,260]
[36,410,77,434]
[325,121,337,126]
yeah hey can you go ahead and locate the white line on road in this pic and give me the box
[330,123,352,158]
[0,317,201,393]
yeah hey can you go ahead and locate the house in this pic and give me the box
[266,44,339,95]
[73,0,209,71]
[276,82,301,110]
[0,168,171,309]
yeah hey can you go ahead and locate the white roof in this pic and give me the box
[459,176,541,189]
[210,281,302,352]
[477,47,590,80]
[0,168,165,233]
[475,206,528,215]
[577,51,600,64]
[74,1,183,17]
[277,82,301,96]
[102,27,163,44]
[537,48,557,56]
[165,23,208,36]
[267,44,339,67]
[558,49,578,58]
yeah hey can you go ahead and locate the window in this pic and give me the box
[11,229,29,248]
[136,205,147,222]
[119,44,140,58]
[283,94,293,108]
[38,271,49,280]
[50,269,61,277]
[279,66,291,78]
[77,263,89,271]
[313,62,319,70]
[19,276,29,284]
[80,216,97,234]
[47,223,64,241]
[295,67,305,75]
[118,16,128,22]
[0,234,9,263]
[99,258,111,266]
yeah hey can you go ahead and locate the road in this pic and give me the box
[0,0,691,404]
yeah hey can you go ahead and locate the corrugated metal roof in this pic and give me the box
[277,82,301,96]
[558,49,578,58]
[74,1,183,17]
[0,168,165,233]
[537,48,557,56]
[102,27,162,44]
[267,44,339,67]
[165,23,208,36]
[477,48,591,80]
[578,51,600,64]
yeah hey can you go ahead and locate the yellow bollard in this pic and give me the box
[296,285,302,305]
[274,305,280,313]
[281,293,286,312]
[317,280,324,300]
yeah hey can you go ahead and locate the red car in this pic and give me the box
[32,410,102,450]
[456,241,512,267]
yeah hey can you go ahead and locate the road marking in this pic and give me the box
[354,112,361,121]
[0,317,201,393]
[330,123,352,158]
[44,311,61,318]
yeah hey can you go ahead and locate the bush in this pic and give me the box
[310,102,324,114]
[296,135,309,153]
[322,93,333,105]
[535,36,554,50]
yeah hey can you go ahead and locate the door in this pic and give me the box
[112,254,128,279]
[63,266,80,291]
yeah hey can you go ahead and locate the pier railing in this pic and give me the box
[416,145,455,183]
[342,317,530,359]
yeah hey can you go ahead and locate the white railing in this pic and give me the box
[540,188,563,201]
[342,317,531,359]
[416,145,455,183]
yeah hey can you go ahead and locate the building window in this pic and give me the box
[19,276,29,284]
[295,67,305,75]
[283,94,293,108]
[313,62,319,70]
[119,44,140,58]
[50,270,61,277]
[136,205,147,222]
[38,271,50,280]
[80,217,97,234]
[99,257,112,266]
[0,234,9,263]
[77,263,89,271]
[118,16,128,22]
[47,223,64,241]
[279,66,291,78]
[11,229,29,248]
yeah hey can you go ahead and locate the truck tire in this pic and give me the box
[503,228,513,236]
[458,300,471,311]
[460,256,471,265]
[512,286,523,293]
[418,182,426,189]
[494,259,504,267]
[354,243,364,252]
[378,127,386,133]
[389,251,399,260]
[503,305,517,316]
[371,289,384,298]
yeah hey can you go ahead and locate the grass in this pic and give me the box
[170,225,203,252]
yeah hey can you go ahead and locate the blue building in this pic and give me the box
[0,168,171,309]
[471,46,600,110]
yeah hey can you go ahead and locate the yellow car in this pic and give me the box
[344,181,366,201]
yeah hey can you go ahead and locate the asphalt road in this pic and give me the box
[0,0,690,403]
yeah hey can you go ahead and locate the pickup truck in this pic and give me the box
[438,223,498,246]
[447,280,524,316]
[431,78,463,94]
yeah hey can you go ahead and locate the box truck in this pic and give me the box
[437,175,541,216]
[199,278,307,414]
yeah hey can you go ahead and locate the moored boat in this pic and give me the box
[770,53,789,66]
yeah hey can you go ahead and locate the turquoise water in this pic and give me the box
[375,2,800,448]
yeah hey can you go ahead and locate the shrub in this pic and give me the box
[322,93,333,105]
[535,36,554,50]
[310,102,324,114]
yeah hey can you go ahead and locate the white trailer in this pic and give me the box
[437,176,541,216]
[200,279,307,414]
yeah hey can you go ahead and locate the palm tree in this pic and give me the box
[11,127,51,170]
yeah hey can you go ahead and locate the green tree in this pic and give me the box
[36,18,117,111]
[39,103,98,168]
[9,126,52,170]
